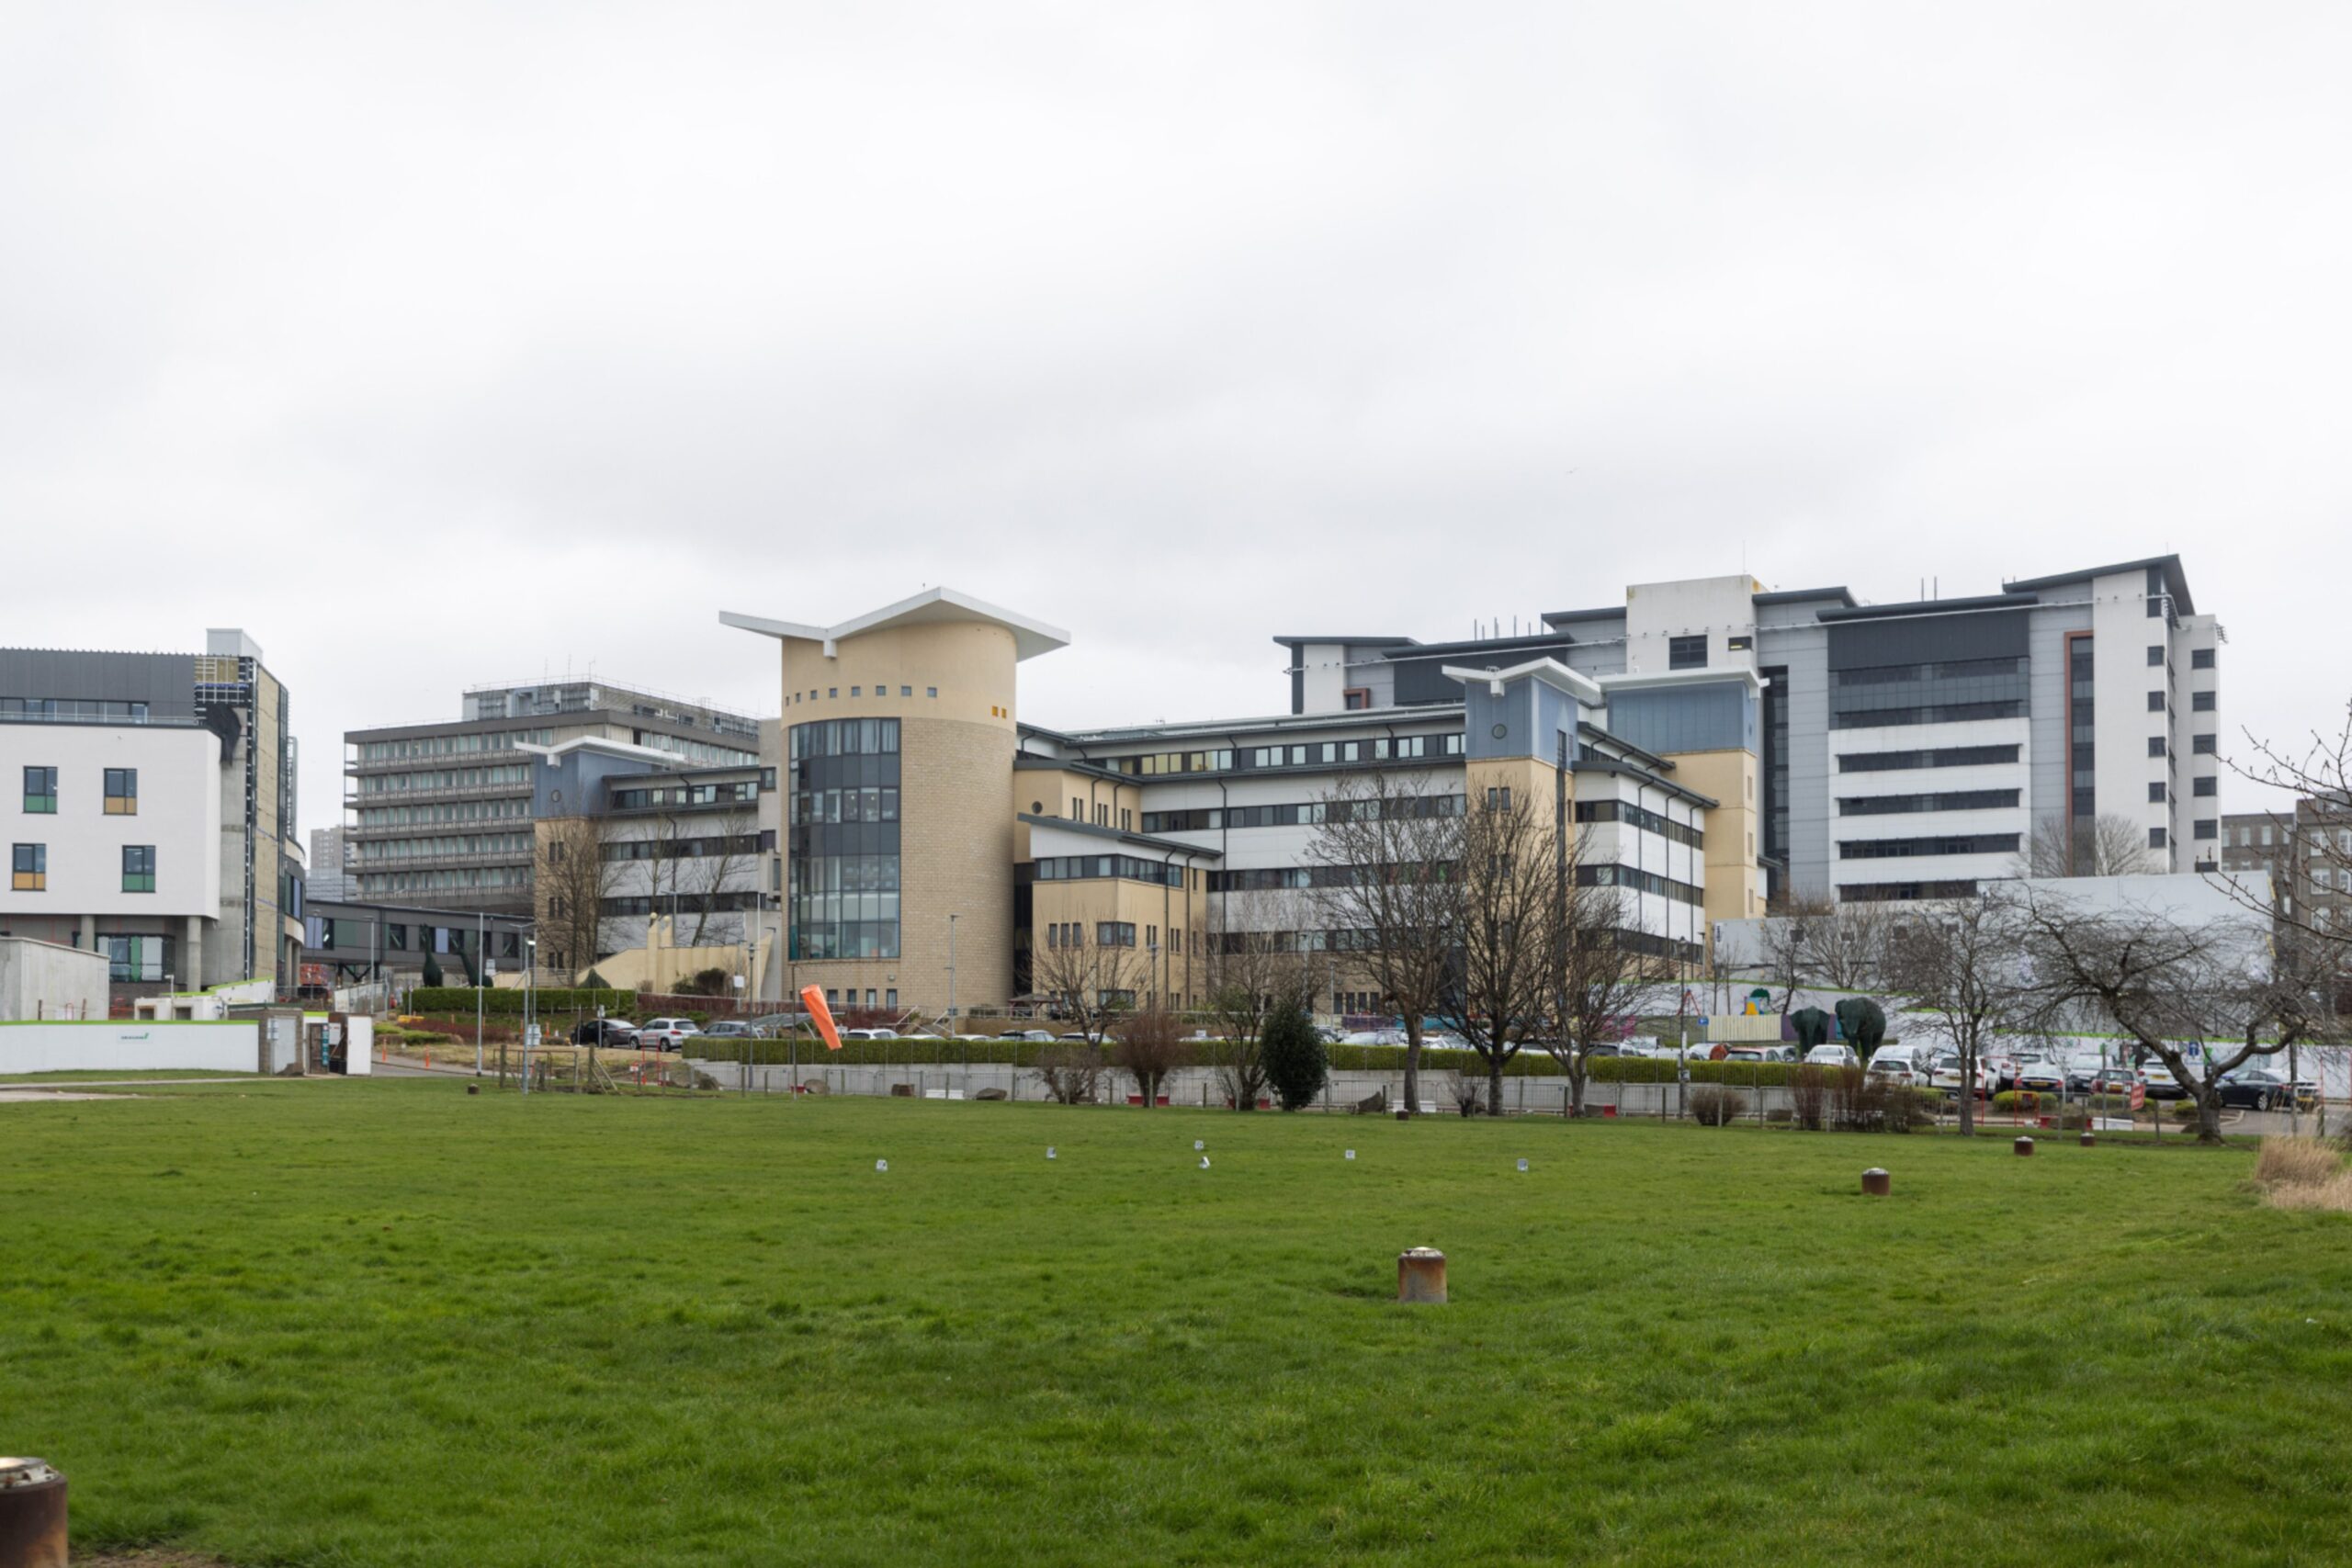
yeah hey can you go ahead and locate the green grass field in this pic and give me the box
[6,1083,2350,1566]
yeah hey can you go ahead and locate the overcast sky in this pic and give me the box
[6,2,2347,839]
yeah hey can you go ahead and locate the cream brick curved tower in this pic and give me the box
[721,590,1068,1021]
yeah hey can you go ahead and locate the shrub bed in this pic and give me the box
[410,987,636,1017]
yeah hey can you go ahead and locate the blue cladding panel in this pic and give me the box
[1607,682,1757,755]
[1464,676,1581,764]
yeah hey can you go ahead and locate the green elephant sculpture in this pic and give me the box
[1789,1007,1834,1049]
[1835,997,1887,1062]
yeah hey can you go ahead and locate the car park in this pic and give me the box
[570,1018,639,1047]
[1724,1045,1796,1065]
[1803,1043,1859,1068]
[2141,1063,2186,1100]
[637,1017,703,1051]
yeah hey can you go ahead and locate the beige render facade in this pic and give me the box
[726,587,1768,1026]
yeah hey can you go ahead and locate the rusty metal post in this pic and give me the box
[1861,1167,1891,1196]
[2014,1135,2034,1156]
[0,1457,68,1568]
[1396,1247,1447,1303]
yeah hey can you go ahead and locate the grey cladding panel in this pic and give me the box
[0,649,198,718]
[1605,683,1754,756]
[1826,609,2029,671]
[2027,604,2089,824]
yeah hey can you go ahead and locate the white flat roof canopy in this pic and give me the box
[720,587,1069,662]
[1441,658,1603,705]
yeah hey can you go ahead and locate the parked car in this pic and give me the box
[2012,1059,2069,1094]
[2218,1067,2296,1111]
[1724,1045,1796,1065]
[1001,1029,1057,1043]
[1930,1053,1996,1098]
[744,1014,803,1037]
[2090,1066,2143,1096]
[840,1027,899,1041]
[1341,1028,1404,1046]
[700,1020,760,1040]
[1803,1043,1860,1068]
[570,1018,639,1047]
[2064,1055,2109,1093]
[637,1017,702,1052]
[1866,1050,1931,1088]
[2142,1062,2186,1100]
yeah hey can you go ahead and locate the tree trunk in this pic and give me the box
[1488,1058,1506,1117]
[2195,1085,2225,1145]
[1402,1024,1422,1116]
[1956,1052,1974,1135]
[1568,1054,1588,1116]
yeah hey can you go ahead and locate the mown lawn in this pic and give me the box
[4,1082,2349,1566]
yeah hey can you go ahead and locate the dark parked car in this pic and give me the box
[700,1021,760,1040]
[571,1019,639,1047]
[2217,1067,2296,1111]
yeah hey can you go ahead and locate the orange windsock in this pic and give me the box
[799,985,843,1051]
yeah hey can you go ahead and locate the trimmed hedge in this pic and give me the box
[410,987,635,1017]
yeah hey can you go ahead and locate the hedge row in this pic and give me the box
[408,987,636,1017]
[679,1036,1800,1085]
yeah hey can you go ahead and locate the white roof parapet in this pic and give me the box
[1440,659,1604,705]
[517,736,681,766]
[1595,666,1767,695]
[720,587,1070,662]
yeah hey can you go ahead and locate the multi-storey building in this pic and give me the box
[721,559,2218,1021]
[1286,556,2221,903]
[307,825,352,902]
[2222,800,2352,935]
[345,680,762,914]
[1,631,303,999]
[524,733,781,982]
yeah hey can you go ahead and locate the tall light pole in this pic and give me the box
[946,913,958,1034]
[475,909,485,1076]
[521,935,537,1097]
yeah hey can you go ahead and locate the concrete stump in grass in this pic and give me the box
[1861,1168,1891,1196]
[2015,1135,2034,1156]
[1397,1247,1447,1304]
[0,1456,68,1568]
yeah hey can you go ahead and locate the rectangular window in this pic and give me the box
[887,988,898,1009]
[2192,648,2215,670]
[2192,734,2217,755]
[104,768,139,814]
[1097,921,1136,948]
[2192,691,2215,712]
[2148,737,2167,757]
[2193,819,2217,841]
[2148,782,2167,803]
[1727,635,1752,651]
[2193,776,2216,797]
[122,844,155,892]
[11,842,45,890]
[2146,691,2165,713]
[1668,635,1707,670]
[2146,645,2165,666]
[22,766,56,814]
[900,686,911,697]
[927,687,938,698]
[1342,687,1371,710]
[2149,826,2168,849]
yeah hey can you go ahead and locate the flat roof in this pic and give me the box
[1018,813,1224,859]
[2003,554,2194,616]
[721,586,1070,662]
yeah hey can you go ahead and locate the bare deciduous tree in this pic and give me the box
[1807,900,1894,992]
[1111,1005,1186,1107]
[1881,894,2030,1135]
[536,816,620,982]
[1547,853,1670,1118]
[682,803,761,949]
[1436,790,1557,1114]
[2016,813,2154,879]
[1200,889,1321,1111]
[2015,886,2333,1145]
[1308,773,1466,1117]
[1032,1043,1103,1105]
[1030,926,1142,1045]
